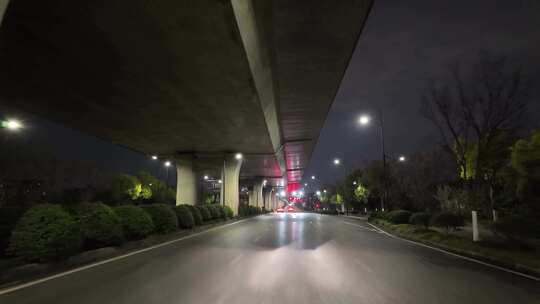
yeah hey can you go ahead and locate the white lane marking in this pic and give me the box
[0,219,251,296]
[366,222,540,282]
[229,254,244,266]
[342,221,379,232]
[354,258,373,273]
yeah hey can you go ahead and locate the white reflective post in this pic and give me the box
[472,211,479,242]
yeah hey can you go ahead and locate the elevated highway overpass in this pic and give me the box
[0,0,373,213]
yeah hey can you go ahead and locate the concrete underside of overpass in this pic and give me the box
[0,0,372,209]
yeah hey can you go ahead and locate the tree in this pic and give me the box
[422,53,531,217]
[111,174,142,203]
[509,131,540,216]
[422,53,530,186]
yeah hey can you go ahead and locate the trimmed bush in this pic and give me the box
[175,205,195,229]
[431,212,464,233]
[186,205,203,225]
[74,202,124,248]
[141,204,178,234]
[387,210,412,224]
[238,205,249,217]
[0,206,26,255]
[368,211,387,221]
[197,205,212,222]
[493,216,539,240]
[223,206,234,219]
[410,212,431,230]
[8,204,81,262]
[207,204,222,219]
[114,205,154,240]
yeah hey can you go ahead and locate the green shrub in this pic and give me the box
[387,210,412,224]
[186,205,203,225]
[8,204,81,262]
[114,205,154,240]
[141,204,178,234]
[238,205,248,217]
[0,206,26,255]
[493,216,539,240]
[74,202,124,248]
[431,212,464,233]
[207,204,222,220]
[223,205,234,219]
[197,206,212,221]
[174,205,195,229]
[410,212,431,230]
[368,211,387,221]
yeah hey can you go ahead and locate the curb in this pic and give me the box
[366,220,540,281]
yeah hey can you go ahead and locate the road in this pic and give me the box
[0,213,538,303]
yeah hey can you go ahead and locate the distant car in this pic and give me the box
[276,207,284,213]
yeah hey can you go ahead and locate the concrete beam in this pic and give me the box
[220,154,243,215]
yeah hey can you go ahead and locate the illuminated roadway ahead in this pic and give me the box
[0,213,538,303]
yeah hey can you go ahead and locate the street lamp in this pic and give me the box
[398,155,406,162]
[1,119,23,131]
[323,189,327,193]
[151,155,158,160]
[164,161,171,186]
[358,115,371,125]
[316,190,321,196]
[204,175,209,180]
[358,110,387,211]
[353,181,357,185]
[235,153,243,160]
[333,158,341,165]
[311,175,316,180]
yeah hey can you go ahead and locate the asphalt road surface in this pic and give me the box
[0,213,538,304]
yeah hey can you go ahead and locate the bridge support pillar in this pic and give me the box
[175,155,200,205]
[220,154,243,215]
[252,180,264,208]
[263,188,272,211]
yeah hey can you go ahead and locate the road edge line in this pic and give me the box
[364,221,540,282]
[0,218,250,296]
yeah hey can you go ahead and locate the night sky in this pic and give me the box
[2,0,540,187]
[305,0,540,185]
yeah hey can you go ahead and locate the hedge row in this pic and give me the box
[369,210,465,232]
[6,203,238,262]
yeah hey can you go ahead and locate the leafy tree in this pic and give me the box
[111,174,142,203]
[509,131,540,215]
[354,183,369,202]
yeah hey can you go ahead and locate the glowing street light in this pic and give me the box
[333,158,341,165]
[316,190,321,196]
[304,183,308,187]
[151,155,158,160]
[204,175,209,180]
[323,189,327,193]
[235,153,243,160]
[218,179,223,184]
[164,161,171,167]
[2,119,23,131]
[358,115,371,126]
[399,155,406,162]
[311,175,316,180]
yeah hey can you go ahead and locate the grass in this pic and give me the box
[370,218,540,273]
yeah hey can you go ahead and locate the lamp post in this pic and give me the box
[359,109,387,212]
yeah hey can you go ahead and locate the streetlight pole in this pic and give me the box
[378,109,387,212]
